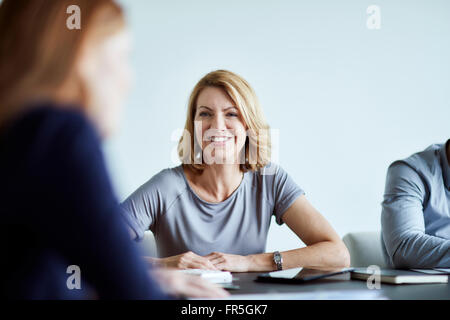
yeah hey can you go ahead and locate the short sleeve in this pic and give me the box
[120,169,172,241]
[120,187,153,241]
[270,165,305,225]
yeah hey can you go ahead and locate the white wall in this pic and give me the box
[104,0,450,253]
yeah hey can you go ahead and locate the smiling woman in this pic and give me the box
[121,69,350,273]
[178,69,271,171]
[193,87,249,167]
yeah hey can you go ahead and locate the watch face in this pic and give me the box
[274,252,282,270]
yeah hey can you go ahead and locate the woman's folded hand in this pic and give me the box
[160,251,219,270]
[205,252,251,272]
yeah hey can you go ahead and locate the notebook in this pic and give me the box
[351,268,449,284]
[410,268,450,275]
[177,269,233,283]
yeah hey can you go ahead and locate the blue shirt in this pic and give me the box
[0,104,168,299]
[381,140,450,268]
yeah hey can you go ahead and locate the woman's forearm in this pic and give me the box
[248,240,350,272]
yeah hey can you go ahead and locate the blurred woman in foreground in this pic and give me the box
[0,0,227,299]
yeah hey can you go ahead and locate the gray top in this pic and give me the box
[121,163,304,258]
[381,140,450,268]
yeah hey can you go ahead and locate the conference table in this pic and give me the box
[225,272,450,300]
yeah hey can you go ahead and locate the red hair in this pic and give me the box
[0,0,125,127]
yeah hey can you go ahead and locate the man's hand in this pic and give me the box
[150,268,229,299]
[205,252,251,272]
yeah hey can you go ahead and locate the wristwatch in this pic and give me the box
[273,251,283,270]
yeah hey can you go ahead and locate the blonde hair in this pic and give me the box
[178,70,271,173]
[0,0,125,128]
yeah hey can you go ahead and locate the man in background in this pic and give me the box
[381,139,450,268]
